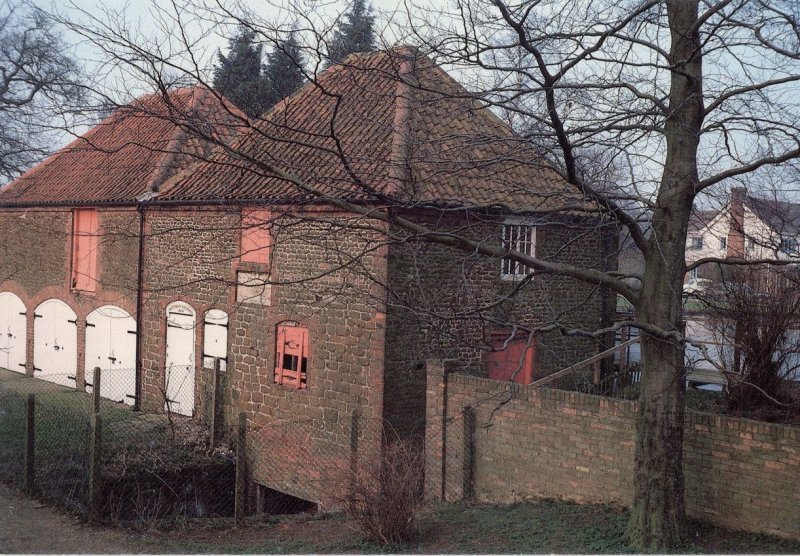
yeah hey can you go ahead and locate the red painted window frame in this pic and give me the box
[71,209,99,292]
[274,324,309,389]
[240,209,272,265]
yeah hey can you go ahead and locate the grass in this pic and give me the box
[0,369,226,520]
[129,498,800,554]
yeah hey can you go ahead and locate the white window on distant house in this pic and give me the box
[501,223,536,278]
[747,238,755,250]
[782,238,796,254]
[719,237,727,250]
[688,267,700,280]
[691,236,703,250]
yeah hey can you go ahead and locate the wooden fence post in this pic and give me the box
[235,412,247,526]
[210,359,221,449]
[88,412,102,522]
[92,367,101,415]
[462,405,475,500]
[24,394,34,493]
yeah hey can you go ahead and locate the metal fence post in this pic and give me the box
[25,394,35,493]
[88,412,102,522]
[210,359,221,449]
[235,411,247,526]
[92,367,101,414]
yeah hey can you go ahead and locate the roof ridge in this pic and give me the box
[143,88,205,195]
[386,50,416,198]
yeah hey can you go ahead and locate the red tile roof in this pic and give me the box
[0,86,246,205]
[161,48,581,213]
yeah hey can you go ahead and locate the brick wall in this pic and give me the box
[385,214,613,437]
[426,364,800,539]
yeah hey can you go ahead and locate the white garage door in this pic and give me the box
[165,301,195,416]
[33,299,77,387]
[203,309,229,372]
[85,305,137,405]
[0,292,27,374]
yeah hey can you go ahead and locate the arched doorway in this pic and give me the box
[33,299,77,387]
[85,305,137,405]
[0,292,27,374]
[165,301,196,416]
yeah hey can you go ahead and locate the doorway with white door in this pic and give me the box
[0,292,27,374]
[165,301,196,416]
[33,299,78,387]
[85,305,137,405]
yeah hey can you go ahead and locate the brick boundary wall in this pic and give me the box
[425,361,800,539]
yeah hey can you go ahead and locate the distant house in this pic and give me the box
[686,187,800,281]
[0,48,616,510]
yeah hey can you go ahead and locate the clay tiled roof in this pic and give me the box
[0,87,246,206]
[161,48,582,213]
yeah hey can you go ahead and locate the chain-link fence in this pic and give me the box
[0,367,234,525]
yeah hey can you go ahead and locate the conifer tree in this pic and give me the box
[212,26,265,118]
[327,0,376,65]
[261,32,306,112]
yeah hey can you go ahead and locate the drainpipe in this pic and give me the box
[134,200,147,411]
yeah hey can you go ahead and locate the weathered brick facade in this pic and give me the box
[427,364,800,539]
[0,207,139,388]
[0,203,611,508]
[384,213,614,436]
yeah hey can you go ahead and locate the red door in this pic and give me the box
[487,331,536,384]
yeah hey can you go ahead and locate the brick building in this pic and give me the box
[0,48,615,508]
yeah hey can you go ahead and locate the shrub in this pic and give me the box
[345,438,424,545]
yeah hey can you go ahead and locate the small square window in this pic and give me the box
[688,267,700,280]
[501,223,536,278]
[274,324,308,389]
[691,237,703,250]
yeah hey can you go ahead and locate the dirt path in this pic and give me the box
[0,485,144,554]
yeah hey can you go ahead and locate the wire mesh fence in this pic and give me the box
[0,366,234,525]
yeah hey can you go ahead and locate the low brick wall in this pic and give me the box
[425,361,800,539]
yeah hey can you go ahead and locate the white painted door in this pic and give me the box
[0,292,27,374]
[165,302,195,416]
[203,309,229,372]
[33,299,77,387]
[85,305,137,405]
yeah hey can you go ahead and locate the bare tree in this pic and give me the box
[702,266,800,418]
[0,1,85,182]
[36,0,800,550]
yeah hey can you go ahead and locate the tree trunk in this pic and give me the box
[626,319,686,549]
[626,0,703,550]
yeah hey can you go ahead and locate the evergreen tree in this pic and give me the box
[212,26,265,118]
[327,0,376,65]
[261,32,306,112]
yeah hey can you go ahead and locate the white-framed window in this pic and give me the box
[747,238,755,250]
[688,267,700,280]
[690,236,703,250]
[719,237,727,250]
[501,223,536,278]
